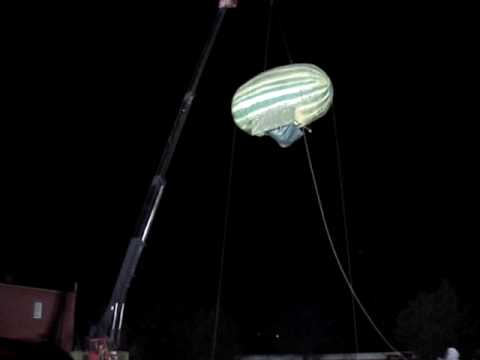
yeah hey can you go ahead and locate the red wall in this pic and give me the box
[0,283,76,352]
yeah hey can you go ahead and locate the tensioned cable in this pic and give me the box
[264,0,274,70]
[303,134,408,359]
[209,6,241,360]
[277,7,361,353]
[210,125,237,360]
[211,2,275,357]
[276,5,293,64]
[210,0,277,357]
[332,106,360,355]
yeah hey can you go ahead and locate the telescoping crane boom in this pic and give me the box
[89,0,238,353]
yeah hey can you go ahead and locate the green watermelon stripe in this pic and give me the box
[233,87,322,119]
[232,78,320,107]
[297,88,332,112]
[232,82,325,113]
[233,87,327,122]
[235,69,323,98]
[236,65,321,89]
[242,64,323,86]
[297,92,333,120]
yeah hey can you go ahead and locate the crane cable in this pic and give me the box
[303,134,408,360]
[208,6,240,360]
[264,0,274,70]
[276,3,363,354]
[275,2,406,357]
[332,106,360,356]
[210,2,274,358]
[210,125,237,360]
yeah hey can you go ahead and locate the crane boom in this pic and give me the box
[90,1,237,350]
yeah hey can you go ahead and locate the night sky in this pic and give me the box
[2,0,478,354]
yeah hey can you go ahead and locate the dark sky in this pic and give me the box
[2,0,478,353]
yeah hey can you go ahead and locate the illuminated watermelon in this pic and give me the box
[231,63,333,147]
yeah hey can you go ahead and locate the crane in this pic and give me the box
[87,1,238,357]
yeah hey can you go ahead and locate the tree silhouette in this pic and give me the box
[394,279,478,360]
